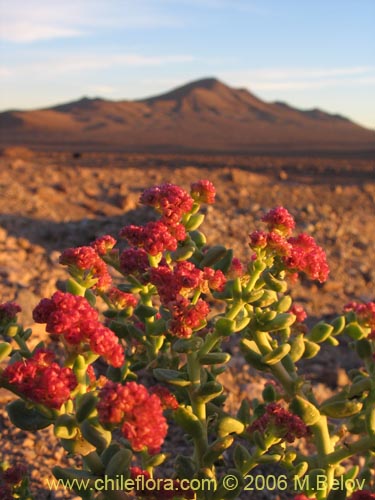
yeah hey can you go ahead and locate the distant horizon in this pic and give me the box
[1,1,374,129]
[2,76,374,131]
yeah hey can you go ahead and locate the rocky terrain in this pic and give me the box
[0,149,374,499]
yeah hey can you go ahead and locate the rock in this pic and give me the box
[16,289,40,325]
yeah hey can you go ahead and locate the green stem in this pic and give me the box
[321,434,375,466]
[199,301,244,358]
[187,352,209,471]
[14,333,31,356]
[226,301,244,321]
[191,289,201,305]
[199,331,221,357]
[310,416,335,497]
[252,330,295,395]
[187,353,206,423]
[244,262,266,294]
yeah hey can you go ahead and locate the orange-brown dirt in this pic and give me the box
[0,150,374,499]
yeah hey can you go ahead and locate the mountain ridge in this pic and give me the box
[1,77,374,153]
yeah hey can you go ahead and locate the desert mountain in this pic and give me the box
[1,77,374,153]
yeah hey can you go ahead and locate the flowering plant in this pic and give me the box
[1,180,375,500]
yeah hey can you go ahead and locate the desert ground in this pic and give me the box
[0,149,374,499]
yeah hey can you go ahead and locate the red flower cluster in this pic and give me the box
[262,206,295,236]
[191,179,216,204]
[344,301,375,337]
[59,246,112,291]
[202,267,226,293]
[0,301,21,325]
[33,292,124,367]
[249,230,291,255]
[284,233,329,283]
[120,221,185,256]
[140,183,194,225]
[106,287,138,309]
[91,235,117,256]
[228,257,244,278]
[150,262,225,305]
[2,349,76,409]
[290,304,307,323]
[249,208,329,283]
[119,248,150,278]
[149,385,179,410]
[249,403,308,443]
[97,381,167,454]
[168,296,210,338]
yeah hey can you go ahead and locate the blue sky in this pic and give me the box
[0,0,374,128]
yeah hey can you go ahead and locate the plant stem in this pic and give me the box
[187,353,206,423]
[244,262,266,294]
[226,300,244,321]
[310,416,335,497]
[199,301,243,357]
[252,330,295,395]
[187,352,209,475]
[311,434,375,468]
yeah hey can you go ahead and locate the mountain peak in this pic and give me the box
[139,77,232,104]
[52,96,106,113]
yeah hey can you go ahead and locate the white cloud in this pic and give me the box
[85,85,116,96]
[0,0,180,42]
[220,67,375,92]
[8,53,195,75]
[0,66,12,77]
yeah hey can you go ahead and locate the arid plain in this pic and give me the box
[0,147,374,499]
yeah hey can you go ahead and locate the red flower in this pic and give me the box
[59,246,112,291]
[97,381,167,454]
[202,267,226,292]
[3,349,77,409]
[150,262,204,305]
[228,257,244,278]
[249,403,308,443]
[121,220,186,256]
[175,261,203,290]
[249,230,268,249]
[106,287,137,309]
[119,248,150,277]
[140,183,194,225]
[284,233,329,283]
[33,292,124,367]
[190,179,216,204]
[91,235,117,255]
[149,266,180,304]
[267,232,292,256]
[149,385,179,410]
[262,206,295,236]
[0,301,21,325]
[290,304,307,323]
[168,296,210,338]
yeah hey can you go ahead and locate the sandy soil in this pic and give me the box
[0,150,374,499]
